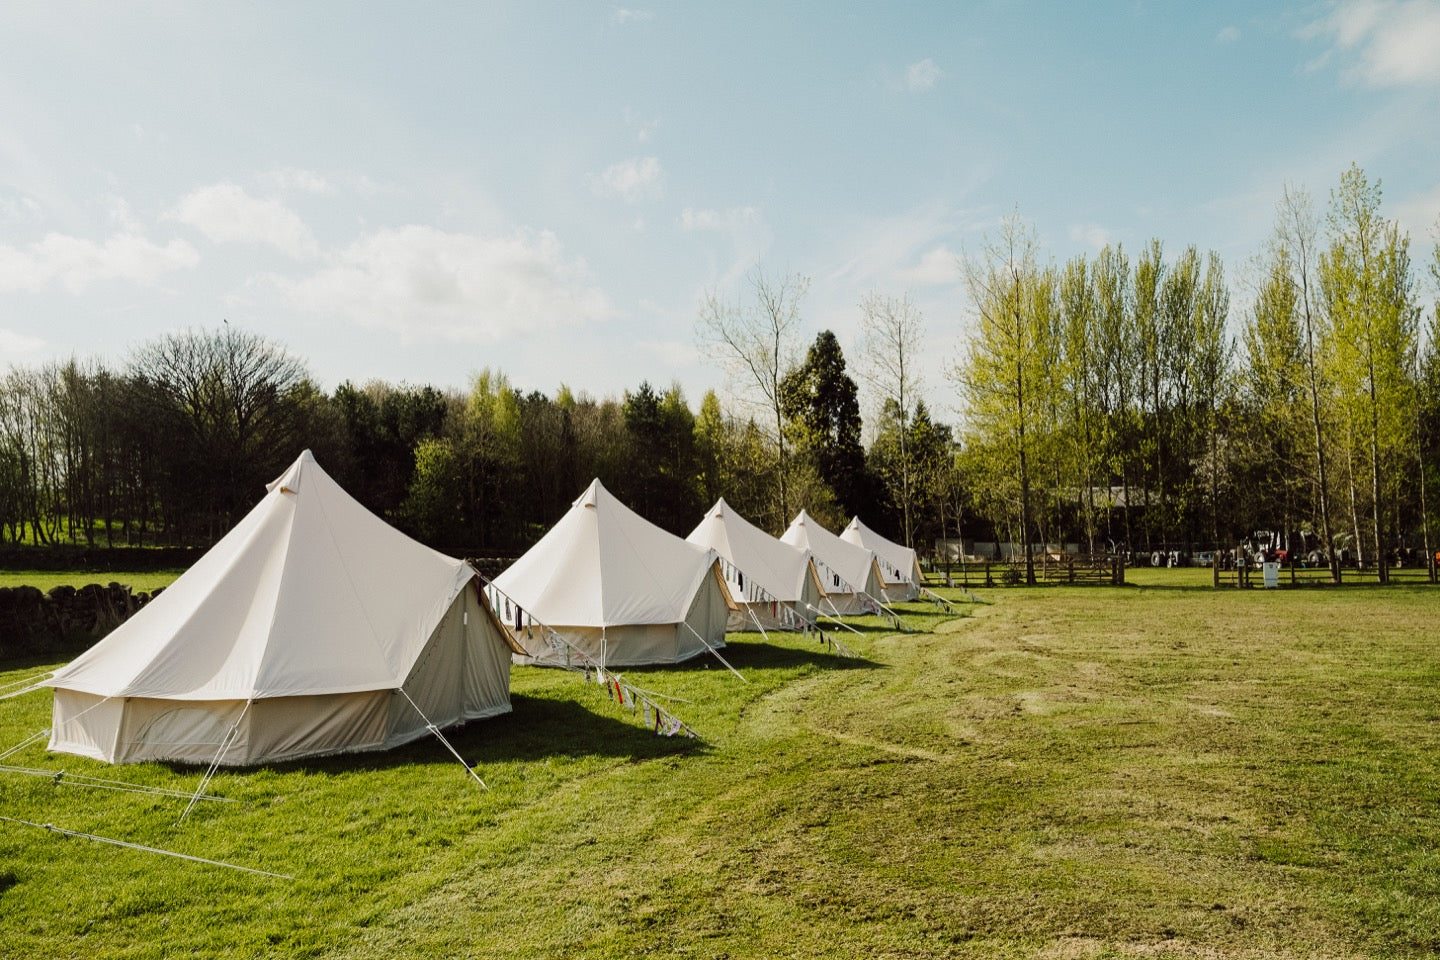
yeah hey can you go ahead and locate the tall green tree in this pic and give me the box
[780,330,868,525]
[1321,164,1421,569]
[1089,243,1135,548]
[1239,240,1309,547]
[957,216,1053,583]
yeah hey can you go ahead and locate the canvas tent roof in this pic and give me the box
[51,451,484,700]
[496,479,726,628]
[47,451,514,765]
[780,510,886,604]
[491,479,734,666]
[842,517,923,587]
[686,498,822,606]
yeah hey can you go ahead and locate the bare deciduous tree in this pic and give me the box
[696,265,809,528]
[858,291,925,546]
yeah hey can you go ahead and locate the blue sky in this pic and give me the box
[2,1,1438,423]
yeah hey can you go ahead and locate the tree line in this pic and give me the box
[2,164,1437,566]
[958,164,1438,579]
[0,321,954,554]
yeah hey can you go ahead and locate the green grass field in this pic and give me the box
[0,569,186,593]
[3,579,1439,958]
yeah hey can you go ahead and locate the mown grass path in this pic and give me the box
[3,580,1439,957]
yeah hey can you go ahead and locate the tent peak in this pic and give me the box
[266,449,316,495]
[575,478,609,510]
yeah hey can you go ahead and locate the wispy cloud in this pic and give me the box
[1305,0,1440,86]
[612,7,652,26]
[1068,223,1112,249]
[679,205,772,290]
[829,201,968,289]
[588,156,665,202]
[286,225,612,343]
[905,58,942,92]
[898,245,962,286]
[169,182,318,259]
[0,232,199,294]
[1216,25,1241,43]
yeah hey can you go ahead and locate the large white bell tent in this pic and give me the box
[780,510,887,617]
[841,517,923,602]
[686,498,827,632]
[490,479,736,668]
[46,451,518,767]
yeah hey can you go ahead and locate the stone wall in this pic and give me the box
[0,582,159,660]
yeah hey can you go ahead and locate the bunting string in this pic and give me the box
[485,578,702,740]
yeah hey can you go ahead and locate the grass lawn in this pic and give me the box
[3,579,1440,958]
[0,569,186,593]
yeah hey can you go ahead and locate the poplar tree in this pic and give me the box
[1089,244,1134,548]
[1321,164,1420,570]
[1276,185,1338,577]
[1240,241,1308,548]
[957,216,1051,583]
[1190,251,1232,545]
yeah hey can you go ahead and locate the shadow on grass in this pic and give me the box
[163,693,705,781]
[718,637,886,672]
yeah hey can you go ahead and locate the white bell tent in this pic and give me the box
[491,479,735,668]
[841,517,923,602]
[780,510,887,616]
[46,451,517,767]
[685,498,827,632]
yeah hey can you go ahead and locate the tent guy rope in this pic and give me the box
[0,671,53,700]
[0,814,291,879]
[397,687,489,789]
[0,764,234,803]
[177,699,250,824]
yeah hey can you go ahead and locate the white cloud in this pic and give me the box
[588,156,665,202]
[829,201,967,289]
[905,58,942,92]
[286,225,612,342]
[0,232,199,294]
[169,182,318,258]
[0,327,45,359]
[1067,223,1112,249]
[1217,25,1241,43]
[1306,0,1440,86]
[898,245,962,286]
[612,8,653,25]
